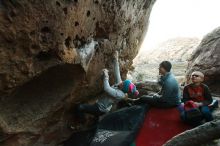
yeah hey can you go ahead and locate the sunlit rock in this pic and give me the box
[0,0,155,145]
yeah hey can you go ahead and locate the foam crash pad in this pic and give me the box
[90,105,148,146]
[64,105,148,146]
[135,108,191,146]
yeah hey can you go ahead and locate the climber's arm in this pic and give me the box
[103,69,126,100]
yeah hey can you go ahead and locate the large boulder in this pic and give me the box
[187,27,220,94]
[0,0,155,145]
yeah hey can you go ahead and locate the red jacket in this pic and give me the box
[182,83,213,106]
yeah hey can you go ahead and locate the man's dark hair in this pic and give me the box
[159,61,172,72]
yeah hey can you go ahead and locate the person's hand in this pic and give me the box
[102,69,109,79]
[194,102,203,107]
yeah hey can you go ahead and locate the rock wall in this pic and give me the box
[187,27,220,94]
[0,0,155,145]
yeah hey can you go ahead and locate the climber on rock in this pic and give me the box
[135,61,181,108]
[72,51,139,130]
[102,51,139,101]
[180,71,214,126]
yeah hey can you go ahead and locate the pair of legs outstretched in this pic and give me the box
[134,95,177,108]
[180,105,213,126]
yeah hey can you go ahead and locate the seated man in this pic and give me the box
[136,61,180,108]
[181,71,213,125]
[74,51,139,126]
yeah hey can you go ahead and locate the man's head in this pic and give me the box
[191,71,204,84]
[159,61,172,75]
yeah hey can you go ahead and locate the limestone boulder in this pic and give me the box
[0,0,155,145]
[187,27,220,94]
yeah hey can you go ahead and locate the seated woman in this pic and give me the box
[181,71,214,126]
[74,51,139,126]
[135,61,181,108]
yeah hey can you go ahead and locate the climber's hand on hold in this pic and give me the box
[113,51,119,61]
[102,69,109,79]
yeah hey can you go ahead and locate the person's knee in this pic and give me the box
[180,112,186,121]
[201,106,213,121]
[200,106,211,115]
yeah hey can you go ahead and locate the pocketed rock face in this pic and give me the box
[0,0,155,145]
[187,27,220,94]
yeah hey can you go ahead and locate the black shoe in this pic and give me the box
[0,133,11,142]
